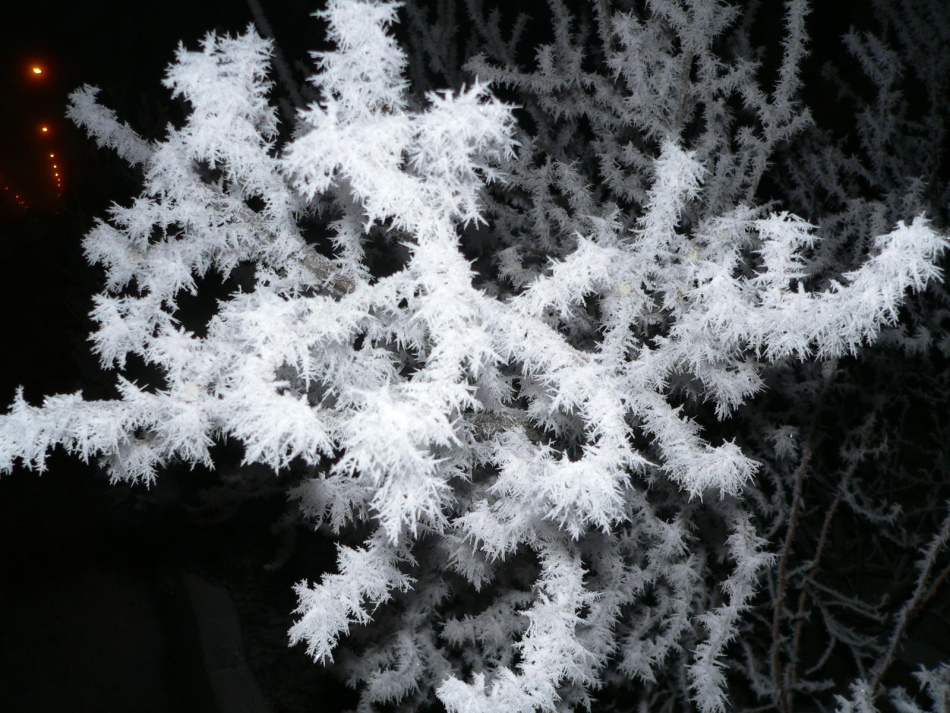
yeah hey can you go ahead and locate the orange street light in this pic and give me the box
[41,126,48,133]
[32,67,42,75]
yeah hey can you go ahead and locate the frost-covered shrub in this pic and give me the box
[2,1,949,712]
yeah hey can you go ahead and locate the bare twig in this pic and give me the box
[770,433,814,713]
[771,362,837,713]
[597,0,614,43]
[869,503,950,697]
[787,488,842,696]
[246,0,305,122]
[786,410,879,695]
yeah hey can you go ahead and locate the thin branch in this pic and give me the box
[787,411,878,694]
[771,362,837,713]
[921,559,950,610]
[596,0,614,44]
[788,488,842,696]
[770,433,813,713]
[246,0,305,122]
[869,502,950,697]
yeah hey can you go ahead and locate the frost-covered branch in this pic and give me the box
[3,1,950,711]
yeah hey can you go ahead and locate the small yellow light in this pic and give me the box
[41,126,48,133]
[53,164,57,168]
[32,67,42,75]
[49,153,55,158]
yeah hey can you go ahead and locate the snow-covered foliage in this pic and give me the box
[3,1,950,711]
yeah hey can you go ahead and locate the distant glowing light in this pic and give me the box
[41,126,48,133]
[49,153,55,158]
[32,67,43,74]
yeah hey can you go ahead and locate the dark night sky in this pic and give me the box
[0,0,326,406]
[0,0,868,215]
[0,0,321,213]
[0,0,877,405]
[0,10,345,711]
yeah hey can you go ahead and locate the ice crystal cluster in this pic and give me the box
[3,1,950,711]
